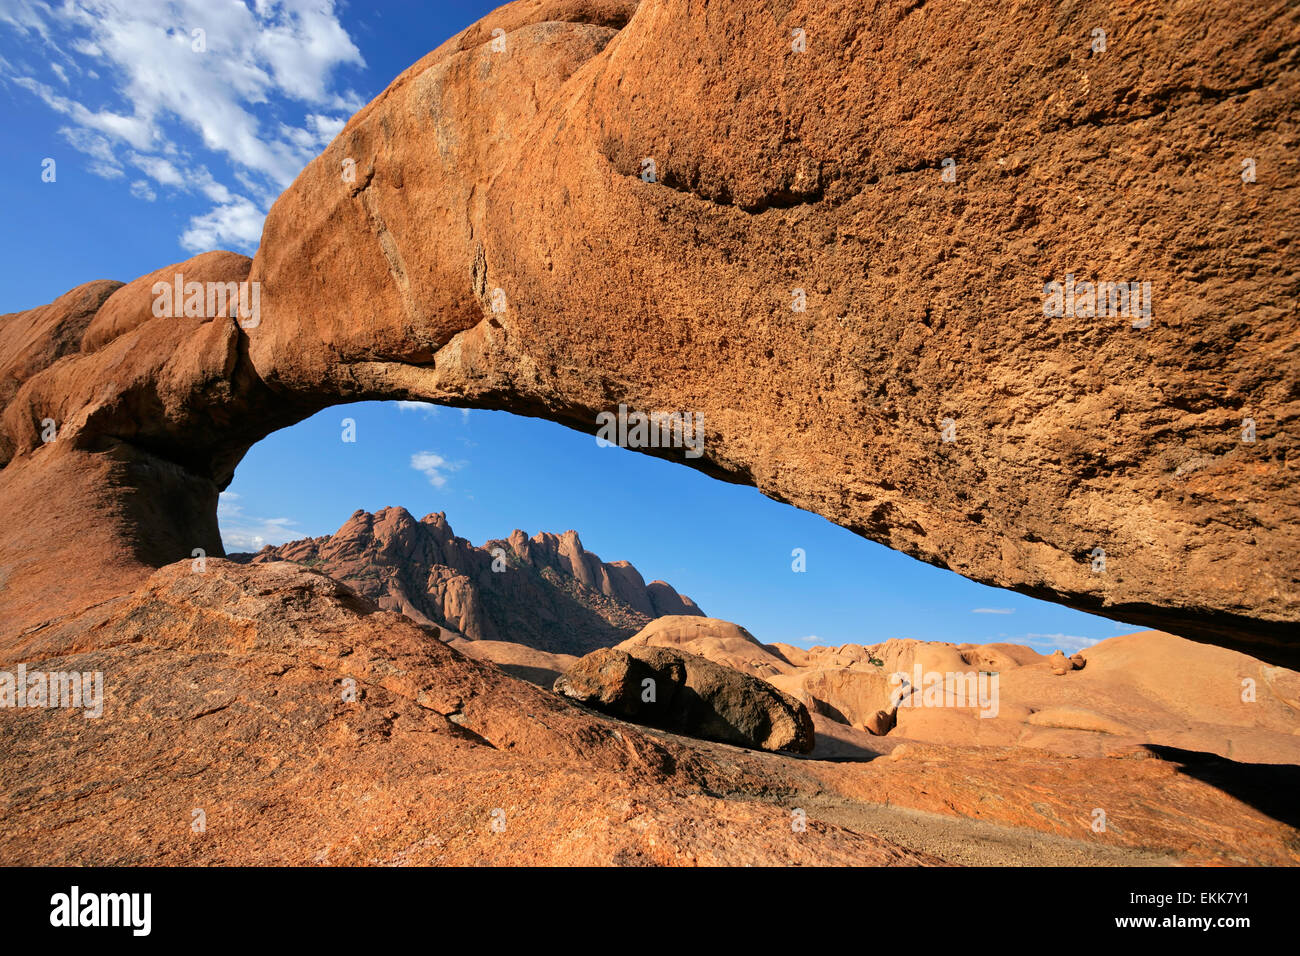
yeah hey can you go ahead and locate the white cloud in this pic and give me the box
[1,0,363,253]
[0,1,53,42]
[127,152,186,186]
[306,111,346,144]
[1020,633,1099,654]
[410,451,464,489]
[395,401,439,417]
[129,179,156,201]
[57,125,125,178]
[14,74,155,149]
[217,491,300,551]
[972,607,1015,614]
[180,196,267,253]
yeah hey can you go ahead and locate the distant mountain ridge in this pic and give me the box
[234,506,703,655]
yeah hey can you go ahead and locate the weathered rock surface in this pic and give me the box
[555,645,816,753]
[0,0,1297,666]
[0,249,273,635]
[0,279,121,417]
[80,250,253,354]
[239,506,701,654]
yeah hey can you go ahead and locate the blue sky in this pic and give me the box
[0,1,1137,651]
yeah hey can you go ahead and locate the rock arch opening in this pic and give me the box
[215,399,1135,663]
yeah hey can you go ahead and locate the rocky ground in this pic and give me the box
[613,615,1300,765]
[2,560,1295,866]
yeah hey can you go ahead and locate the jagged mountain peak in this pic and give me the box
[239,507,703,655]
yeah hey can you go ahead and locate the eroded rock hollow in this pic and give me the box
[1,0,1297,667]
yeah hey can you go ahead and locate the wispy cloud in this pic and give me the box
[787,635,822,648]
[1019,633,1099,654]
[395,401,439,418]
[972,607,1015,615]
[1,0,364,253]
[410,451,464,488]
[217,491,300,551]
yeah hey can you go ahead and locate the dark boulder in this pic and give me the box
[554,645,815,754]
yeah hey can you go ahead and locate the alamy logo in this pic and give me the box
[1042,275,1151,328]
[595,404,704,458]
[889,665,999,718]
[0,664,102,718]
[152,272,260,328]
[50,886,150,936]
